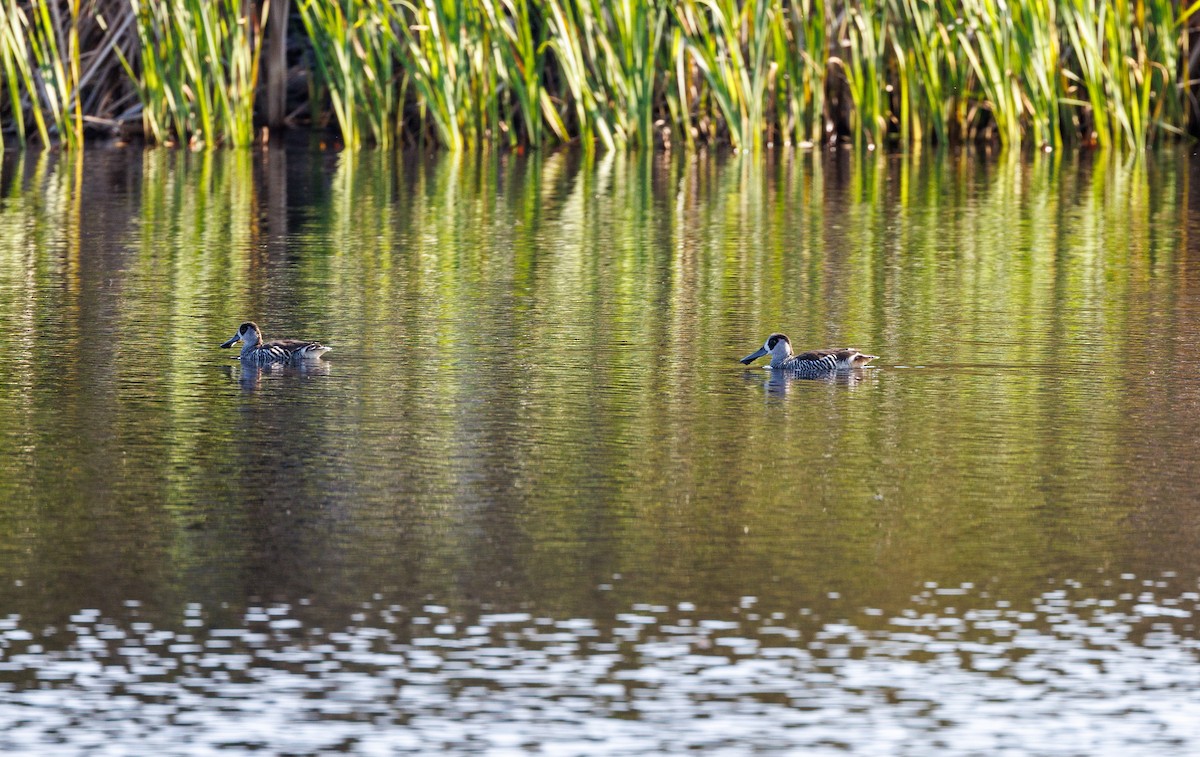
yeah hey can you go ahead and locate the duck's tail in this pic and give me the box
[298,344,332,361]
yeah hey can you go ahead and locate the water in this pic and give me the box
[0,146,1199,754]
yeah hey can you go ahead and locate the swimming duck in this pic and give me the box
[219,321,331,363]
[740,333,876,376]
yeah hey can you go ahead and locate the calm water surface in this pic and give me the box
[0,147,1199,754]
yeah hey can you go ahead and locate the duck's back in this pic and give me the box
[791,348,844,362]
[256,339,330,362]
[784,348,875,373]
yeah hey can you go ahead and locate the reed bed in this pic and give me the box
[123,0,266,148]
[0,0,1198,151]
[0,0,96,149]
[299,0,399,149]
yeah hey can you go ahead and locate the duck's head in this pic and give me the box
[220,322,263,349]
[740,333,792,365]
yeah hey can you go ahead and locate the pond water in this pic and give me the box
[0,145,1199,754]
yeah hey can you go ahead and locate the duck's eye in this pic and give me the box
[767,337,778,348]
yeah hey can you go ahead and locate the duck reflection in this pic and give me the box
[224,360,332,391]
[751,367,875,396]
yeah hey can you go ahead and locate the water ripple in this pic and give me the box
[0,576,1198,754]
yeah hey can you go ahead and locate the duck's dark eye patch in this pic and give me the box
[767,337,779,348]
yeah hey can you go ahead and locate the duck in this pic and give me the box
[740,333,876,376]
[219,321,331,363]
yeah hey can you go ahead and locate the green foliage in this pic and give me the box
[575,0,667,149]
[787,0,829,145]
[2,0,1200,151]
[886,0,956,145]
[122,0,265,147]
[1062,0,1190,150]
[835,0,889,148]
[0,0,84,148]
[479,0,564,147]
[298,0,399,149]
[672,0,773,151]
[956,0,1027,149]
[392,0,480,150]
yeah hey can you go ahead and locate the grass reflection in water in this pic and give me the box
[0,146,1195,752]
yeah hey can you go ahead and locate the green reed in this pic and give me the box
[392,0,480,150]
[299,0,400,149]
[542,0,669,151]
[887,0,953,145]
[955,0,1063,149]
[581,0,668,149]
[835,0,889,148]
[2,0,1200,152]
[543,0,612,150]
[1013,0,1061,151]
[672,0,774,151]
[480,0,564,147]
[0,0,84,148]
[1063,0,1193,150]
[0,0,48,146]
[772,0,827,145]
[956,0,1024,148]
[122,0,265,147]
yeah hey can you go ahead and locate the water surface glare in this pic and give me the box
[0,147,1199,753]
[1,578,1198,754]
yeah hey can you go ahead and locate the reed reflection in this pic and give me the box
[0,146,1192,626]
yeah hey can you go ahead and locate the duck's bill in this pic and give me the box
[219,336,240,348]
[740,346,769,365]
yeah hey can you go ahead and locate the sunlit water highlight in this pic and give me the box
[1,576,1198,754]
[0,146,1199,753]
